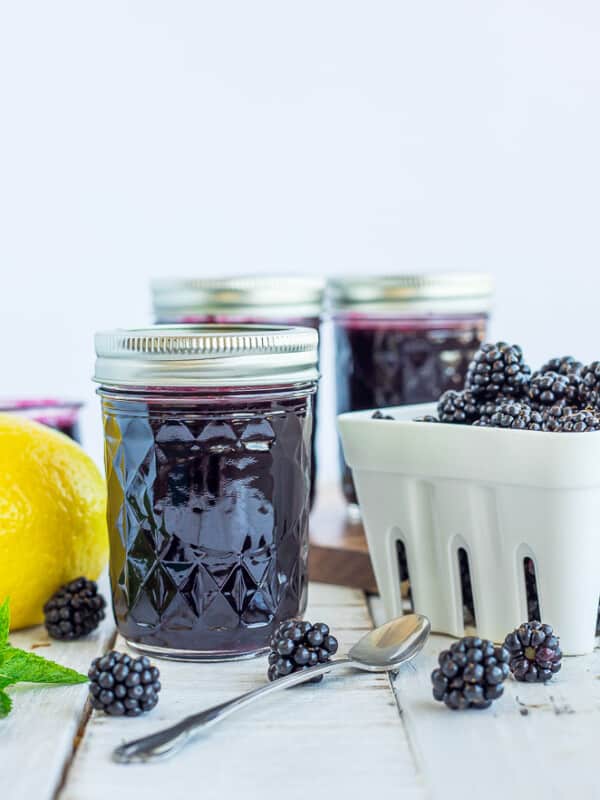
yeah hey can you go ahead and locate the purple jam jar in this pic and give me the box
[330,274,493,512]
[94,325,318,661]
[151,276,324,507]
[0,398,83,442]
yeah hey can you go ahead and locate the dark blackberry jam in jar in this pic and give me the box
[330,274,493,511]
[94,325,318,661]
[151,276,324,507]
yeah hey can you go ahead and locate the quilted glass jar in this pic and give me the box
[151,276,324,506]
[94,325,318,661]
[330,274,493,511]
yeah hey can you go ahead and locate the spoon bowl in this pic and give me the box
[349,613,431,671]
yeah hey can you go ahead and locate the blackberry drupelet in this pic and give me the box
[528,371,579,408]
[431,637,510,710]
[88,651,161,716]
[437,390,480,424]
[553,409,600,432]
[44,577,106,640]
[474,401,543,431]
[579,362,600,408]
[371,410,395,420]
[504,622,562,682]
[267,620,338,683]
[539,355,583,377]
[413,415,440,423]
[465,342,531,400]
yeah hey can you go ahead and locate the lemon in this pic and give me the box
[0,414,108,630]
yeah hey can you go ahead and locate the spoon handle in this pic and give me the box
[113,657,354,764]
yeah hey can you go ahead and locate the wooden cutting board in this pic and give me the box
[308,486,377,593]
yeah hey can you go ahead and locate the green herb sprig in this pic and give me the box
[0,598,88,716]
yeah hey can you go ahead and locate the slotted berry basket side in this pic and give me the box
[338,403,600,655]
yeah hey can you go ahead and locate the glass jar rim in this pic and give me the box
[94,324,319,388]
[151,275,326,318]
[328,272,493,314]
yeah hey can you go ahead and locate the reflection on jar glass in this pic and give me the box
[330,274,493,512]
[94,325,318,661]
[151,276,325,507]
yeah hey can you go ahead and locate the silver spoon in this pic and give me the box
[113,612,430,764]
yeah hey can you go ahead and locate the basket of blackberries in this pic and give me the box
[338,342,600,657]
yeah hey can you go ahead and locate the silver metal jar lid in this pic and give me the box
[94,325,319,388]
[328,272,493,314]
[151,276,326,319]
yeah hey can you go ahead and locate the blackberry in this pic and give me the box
[552,409,600,432]
[579,362,600,408]
[44,578,106,640]
[504,622,562,682]
[88,651,161,716]
[528,371,579,408]
[413,415,440,423]
[474,401,543,431]
[472,397,507,426]
[371,410,394,420]
[539,355,583,376]
[267,620,338,683]
[465,342,531,400]
[431,637,510,710]
[437,390,480,424]
[542,404,578,432]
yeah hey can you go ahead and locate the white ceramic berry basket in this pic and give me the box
[338,403,600,655]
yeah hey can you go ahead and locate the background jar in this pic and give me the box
[330,273,493,511]
[0,398,83,442]
[94,325,318,661]
[151,276,325,507]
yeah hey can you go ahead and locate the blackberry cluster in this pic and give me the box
[528,371,579,408]
[552,409,600,432]
[414,341,600,434]
[465,342,531,399]
[542,404,578,432]
[474,400,543,431]
[579,362,600,409]
[43,578,106,640]
[437,390,480,424]
[431,637,510,710]
[539,355,582,377]
[88,651,161,716]
[267,620,338,683]
[503,622,562,682]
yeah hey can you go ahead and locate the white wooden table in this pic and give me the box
[4,580,600,800]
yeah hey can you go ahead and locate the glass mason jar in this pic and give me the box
[330,273,493,511]
[0,398,83,442]
[151,276,325,507]
[94,325,318,661]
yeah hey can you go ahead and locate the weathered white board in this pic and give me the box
[6,582,598,800]
[1,590,116,800]
[59,584,425,800]
[370,594,600,800]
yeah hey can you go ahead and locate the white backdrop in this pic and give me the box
[1,1,599,482]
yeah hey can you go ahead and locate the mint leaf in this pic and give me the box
[0,598,9,653]
[0,690,13,717]
[0,647,88,686]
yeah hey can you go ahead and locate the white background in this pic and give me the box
[1,1,599,482]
